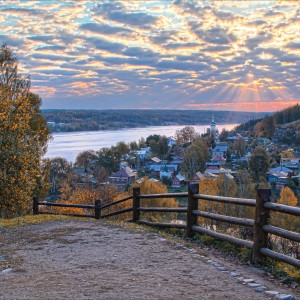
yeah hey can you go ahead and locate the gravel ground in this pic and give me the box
[0,220,298,299]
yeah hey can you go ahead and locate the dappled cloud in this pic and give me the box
[0,0,299,111]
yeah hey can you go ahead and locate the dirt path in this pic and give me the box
[0,220,297,299]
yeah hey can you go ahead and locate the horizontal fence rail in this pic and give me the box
[34,184,300,269]
[193,210,254,227]
[264,202,300,217]
[38,201,95,209]
[138,192,188,199]
[138,207,187,213]
[263,225,300,243]
[100,196,133,210]
[194,194,256,207]
[260,248,300,269]
[192,225,254,249]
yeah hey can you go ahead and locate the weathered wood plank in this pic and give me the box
[252,189,271,264]
[194,194,256,206]
[193,210,254,227]
[38,202,95,209]
[264,202,300,217]
[192,225,253,249]
[138,207,187,213]
[100,196,133,210]
[263,225,300,243]
[260,248,300,269]
[138,192,188,199]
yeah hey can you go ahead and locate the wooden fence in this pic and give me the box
[34,184,300,269]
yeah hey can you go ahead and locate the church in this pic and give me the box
[210,116,219,142]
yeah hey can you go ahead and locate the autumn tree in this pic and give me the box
[49,157,73,194]
[74,150,97,170]
[271,187,300,255]
[181,138,208,179]
[263,115,275,139]
[149,135,169,159]
[175,126,197,146]
[129,178,178,222]
[233,138,246,158]
[219,128,229,142]
[0,45,50,217]
[248,146,270,184]
[97,146,121,174]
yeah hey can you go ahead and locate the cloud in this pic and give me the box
[93,2,158,27]
[286,42,300,50]
[0,35,23,47]
[245,32,273,50]
[0,1,299,112]
[80,23,132,35]
[0,7,43,16]
[193,26,237,45]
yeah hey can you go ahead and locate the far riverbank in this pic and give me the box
[45,124,238,162]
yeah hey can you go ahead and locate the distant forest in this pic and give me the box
[236,104,300,132]
[42,109,267,132]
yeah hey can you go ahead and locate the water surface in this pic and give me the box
[45,124,238,162]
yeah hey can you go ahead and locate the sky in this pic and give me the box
[0,0,300,112]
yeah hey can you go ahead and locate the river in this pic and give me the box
[45,124,238,162]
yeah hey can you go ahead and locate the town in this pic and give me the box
[48,104,300,208]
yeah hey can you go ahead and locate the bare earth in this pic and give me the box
[0,220,298,299]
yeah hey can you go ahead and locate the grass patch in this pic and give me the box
[263,258,300,284]
[0,214,76,230]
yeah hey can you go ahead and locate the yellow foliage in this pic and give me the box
[272,187,299,232]
[0,46,50,218]
[129,177,178,222]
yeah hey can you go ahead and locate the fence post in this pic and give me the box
[33,197,39,215]
[186,184,199,238]
[252,189,271,264]
[95,200,101,220]
[132,187,140,223]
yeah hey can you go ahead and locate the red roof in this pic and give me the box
[211,156,226,162]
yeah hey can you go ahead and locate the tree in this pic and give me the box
[175,126,196,146]
[248,146,270,184]
[149,135,169,159]
[49,157,73,194]
[219,129,229,142]
[233,138,246,158]
[263,115,275,139]
[97,147,121,174]
[74,150,97,170]
[0,45,50,217]
[272,187,300,256]
[115,141,129,157]
[181,139,208,179]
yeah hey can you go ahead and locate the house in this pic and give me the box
[212,145,227,158]
[172,173,185,187]
[109,167,137,189]
[149,164,178,172]
[160,166,173,179]
[268,166,293,176]
[211,156,226,165]
[120,160,130,170]
[203,171,218,179]
[150,157,161,164]
[168,137,176,147]
[190,171,205,184]
[206,165,220,174]
[135,147,150,161]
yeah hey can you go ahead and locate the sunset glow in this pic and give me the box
[0,0,299,112]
